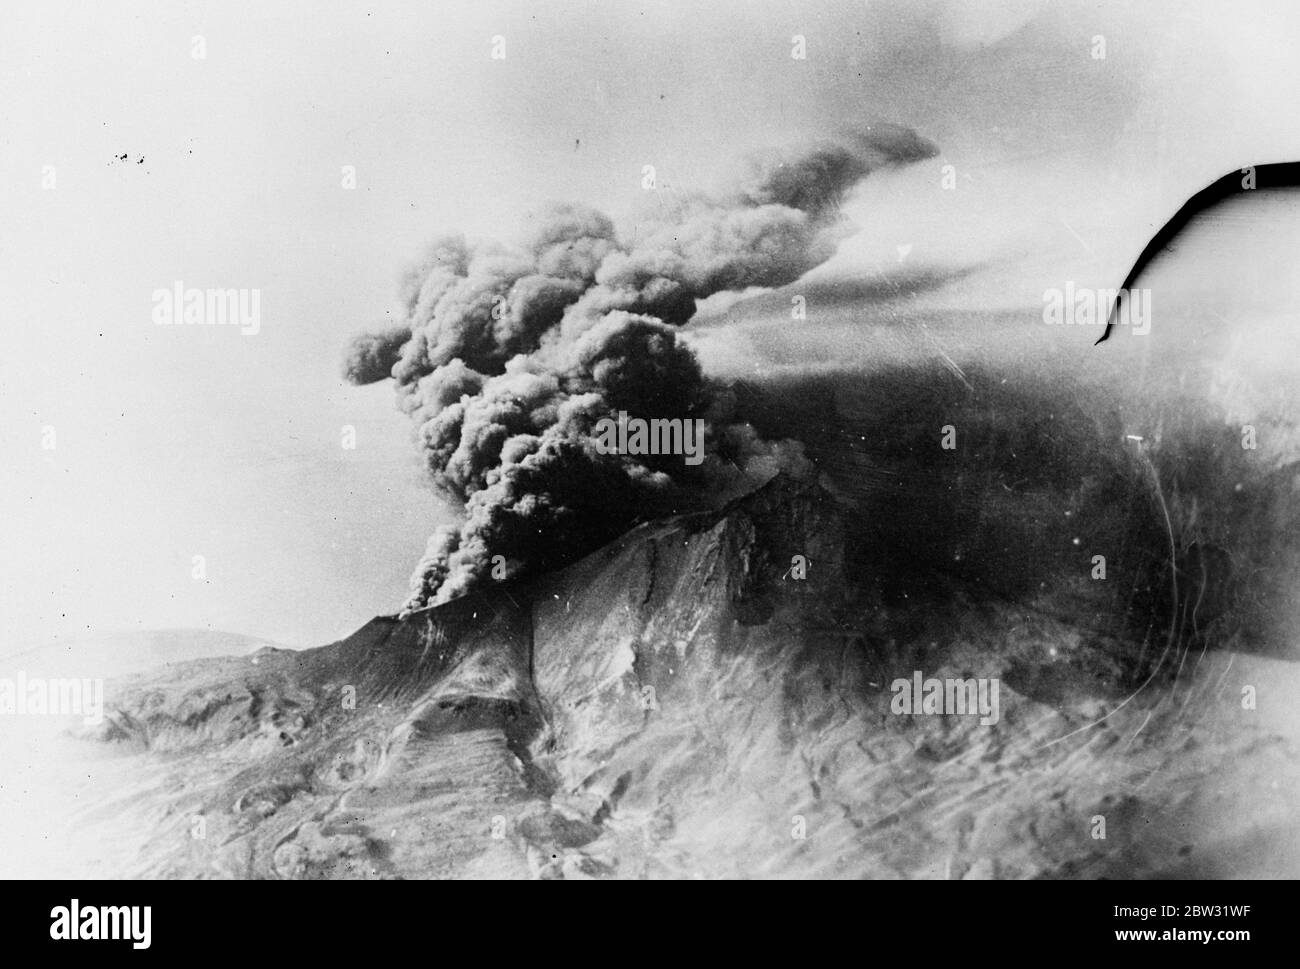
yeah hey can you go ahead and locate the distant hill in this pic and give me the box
[0,628,292,679]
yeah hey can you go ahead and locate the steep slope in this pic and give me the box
[6,474,1299,879]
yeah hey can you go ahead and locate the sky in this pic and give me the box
[3,0,1300,650]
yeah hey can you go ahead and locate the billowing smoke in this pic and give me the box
[346,126,937,610]
[342,325,411,385]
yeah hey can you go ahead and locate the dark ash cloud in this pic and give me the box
[345,127,938,610]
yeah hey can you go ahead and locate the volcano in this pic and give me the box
[7,472,1299,880]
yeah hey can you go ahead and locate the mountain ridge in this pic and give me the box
[8,472,1298,879]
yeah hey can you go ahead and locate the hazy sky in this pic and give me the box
[3,0,1300,650]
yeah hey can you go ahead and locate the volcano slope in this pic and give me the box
[13,472,1300,880]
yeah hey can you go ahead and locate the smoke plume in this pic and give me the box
[345,126,937,610]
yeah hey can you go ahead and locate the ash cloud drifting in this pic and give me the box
[344,126,937,610]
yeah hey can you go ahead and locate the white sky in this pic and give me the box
[3,0,1300,650]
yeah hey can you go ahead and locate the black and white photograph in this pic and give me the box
[1,0,1297,933]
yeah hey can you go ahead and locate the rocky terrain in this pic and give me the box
[5,473,1298,879]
